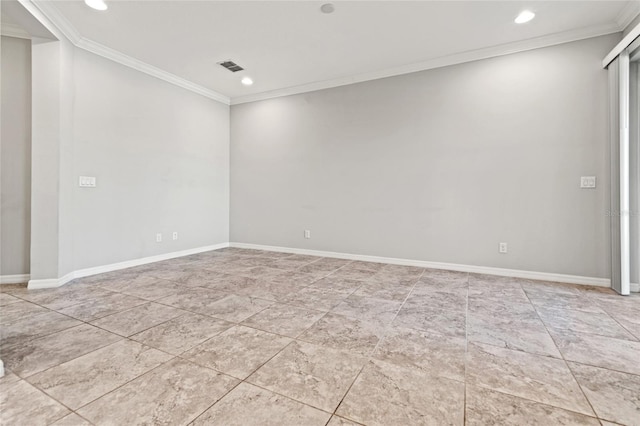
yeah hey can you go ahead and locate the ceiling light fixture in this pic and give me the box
[241,77,253,86]
[85,0,108,11]
[320,3,335,14]
[515,10,535,24]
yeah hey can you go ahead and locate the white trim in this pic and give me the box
[1,23,31,39]
[19,0,622,107]
[0,274,31,285]
[604,21,640,67]
[25,0,230,105]
[230,242,611,288]
[631,282,640,293]
[26,243,229,289]
[616,1,640,31]
[232,24,620,105]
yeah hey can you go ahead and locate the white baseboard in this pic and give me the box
[631,282,640,293]
[0,274,30,285]
[27,243,229,290]
[230,242,611,288]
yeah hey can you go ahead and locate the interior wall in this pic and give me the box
[1,36,32,276]
[67,48,230,271]
[231,34,618,279]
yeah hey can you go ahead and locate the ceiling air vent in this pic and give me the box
[218,60,244,73]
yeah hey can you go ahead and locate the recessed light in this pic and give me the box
[515,10,535,24]
[241,77,253,86]
[85,0,108,11]
[320,3,335,14]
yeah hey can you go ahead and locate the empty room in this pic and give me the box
[1,0,640,424]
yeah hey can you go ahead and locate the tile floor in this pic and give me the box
[1,247,639,425]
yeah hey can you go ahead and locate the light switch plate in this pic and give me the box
[79,176,97,187]
[580,176,596,188]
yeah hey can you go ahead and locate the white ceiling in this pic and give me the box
[16,1,640,103]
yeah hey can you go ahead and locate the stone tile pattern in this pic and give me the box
[1,247,639,425]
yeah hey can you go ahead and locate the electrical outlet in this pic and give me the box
[304,230,311,239]
[499,242,508,254]
[172,232,178,240]
[156,233,162,243]
[580,176,596,188]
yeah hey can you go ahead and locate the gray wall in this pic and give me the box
[1,36,31,276]
[67,48,230,271]
[231,34,619,279]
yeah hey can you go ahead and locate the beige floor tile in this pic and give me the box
[468,311,562,358]
[203,294,274,322]
[524,287,605,314]
[298,312,385,355]
[352,280,413,301]
[569,362,640,426]
[156,287,229,315]
[406,288,468,310]
[280,286,352,311]
[326,268,378,281]
[297,258,351,277]
[536,306,637,340]
[77,358,238,425]
[0,301,49,324]
[1,324,122,377]
[198,274,260,293]
[90,302,184,336]
[9,285,115,311]
[0,310,83,346]
[241,303,325,337]
[269,255,322,270]
[6,250,639,425]
[373,326,466,381]
[192,382,330,426]
[234,279,301,301]
[57,292,147,321]
[0,379,70,426]
[393,303,467,337]
[336,359,465,426]
[248,341,366,412]
[183,325,291,379]
[50,413,93,426]
[330,294,402,328]
[265,270,323,286]
[465,385,600,425]
[0,292,22,306]
[29,339,172,409]
[466,343,593,415]
[131,312,233,355]
[112,277,185,300]
[327,416,363,425]
[307,276,362,294]
[551,330,640,376]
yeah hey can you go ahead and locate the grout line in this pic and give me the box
[522,283,601,420]
[328,267,426,420]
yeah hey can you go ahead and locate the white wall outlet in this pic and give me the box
[156,233,162,242]
[304,230,311,239]
[580,176,596,188]
[78,176,97,187]
[499,242,508,253]
[172,232,178,240]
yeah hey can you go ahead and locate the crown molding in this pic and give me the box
[1,22,31,39]
[28,0,230,105]
[616,0,640,30]
[231,23,621,105]
[20,0,623,107]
